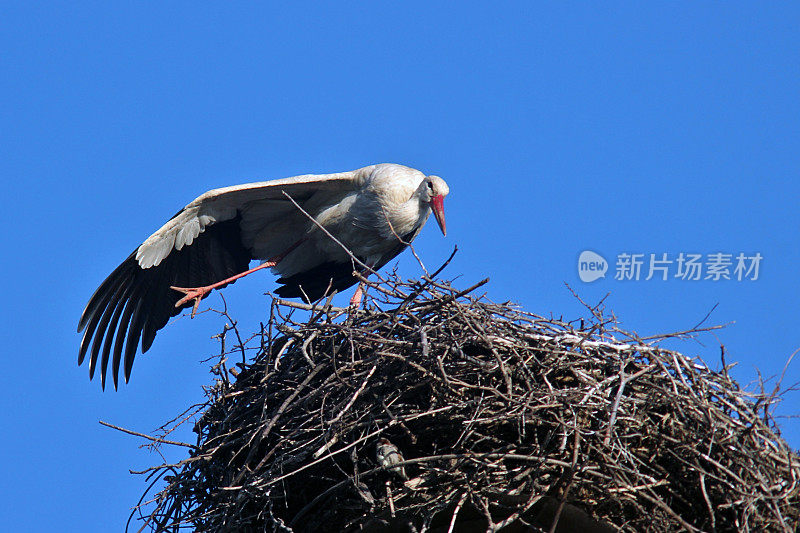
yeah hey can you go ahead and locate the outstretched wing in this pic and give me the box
[77,216,251,390]
[77,169,363,389]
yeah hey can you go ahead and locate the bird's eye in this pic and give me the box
[427,181,434,191]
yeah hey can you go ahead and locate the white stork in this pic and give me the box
[78,163,449,389]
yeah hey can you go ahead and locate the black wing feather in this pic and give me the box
[274,260,363,302]
[78,268,132,367]
[78,215,252,389]
[274,229,418,302]
[98,287,129,386]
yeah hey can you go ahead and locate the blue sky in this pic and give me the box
[2,3,798,530]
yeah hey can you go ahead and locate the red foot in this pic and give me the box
[169,239,308,318]
[171,285,215,317]
[169,254,292,318]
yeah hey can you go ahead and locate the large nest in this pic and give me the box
[128,263,799,532]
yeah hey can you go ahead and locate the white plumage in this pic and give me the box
[78,163,449,389]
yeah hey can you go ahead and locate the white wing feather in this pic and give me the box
[134,169,368,269]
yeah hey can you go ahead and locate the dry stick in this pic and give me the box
[477,494,497,531]
[419,328,429,357]
[699,472,716,531]
[287,424,519,527]
[424,245,459,281]
[386,482,396,517]
[606,480,669,494]
[129,454,206,476]
[446,492,469,533]
[289,461,401,528]
[231,364,326,484]
[384,246,459,320]
[603,360,627,447]
[274,298,348,314]
[637,491,702,533]
[281,191,380,280]
[328,364,377,426]
[381,205,429,277]
[548,420,581,533]
[474,320,513,398]
[127,468,171,532]
[353,270,405,299]
[492,489,544,532]
[280,451,605,493]
[99,421,194,448]
[564,282,609,325]
[264,406,457,488]
[309,292,339,324]
[300,330,318,368]
[767,347,800,407]
[273,337,295,370]
[414,278,490,316]
[214,293,248,366]
[635,323,727,342]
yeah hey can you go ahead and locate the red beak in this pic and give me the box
[430,195,446,236]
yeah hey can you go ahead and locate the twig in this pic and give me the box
[447,492,468,533]
[282,191,373,275]
[99,421,194,448]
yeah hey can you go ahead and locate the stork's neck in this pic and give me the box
[395,189,432,232]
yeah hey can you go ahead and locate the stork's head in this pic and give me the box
[420,175,449,236]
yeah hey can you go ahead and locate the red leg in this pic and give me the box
[348,263,374,309]
[349,283,364,308]
[171,239,304,317]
